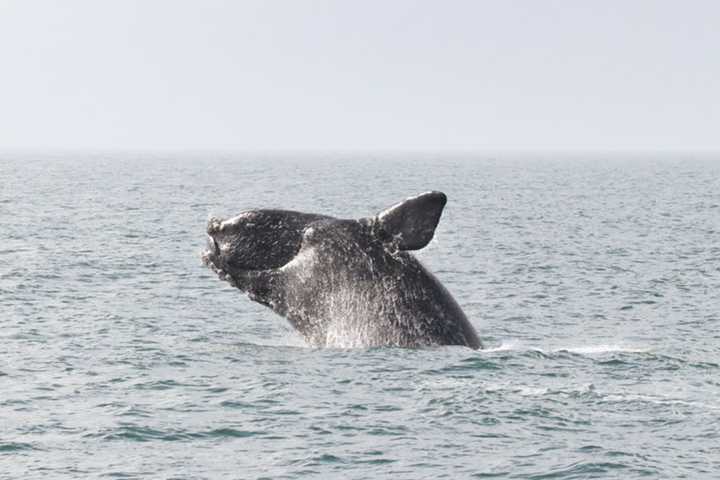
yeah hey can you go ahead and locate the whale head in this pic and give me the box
[202,191,447,286]
[203,210,325,275]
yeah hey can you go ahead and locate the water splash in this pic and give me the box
[483,340,651,355]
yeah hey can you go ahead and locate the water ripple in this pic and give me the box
[3,155,719,479]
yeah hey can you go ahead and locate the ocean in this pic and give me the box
[1,153,719,479]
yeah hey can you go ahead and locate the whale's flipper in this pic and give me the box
[375,191,447,251]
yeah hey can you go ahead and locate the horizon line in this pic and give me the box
[2,147,720,156]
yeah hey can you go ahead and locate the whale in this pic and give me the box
[202,191,481,349]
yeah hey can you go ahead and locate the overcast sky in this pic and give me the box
[1,0,718,151]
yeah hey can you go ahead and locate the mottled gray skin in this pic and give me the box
[202,192,481,349]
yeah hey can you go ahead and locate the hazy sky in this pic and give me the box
[1,0,718,151]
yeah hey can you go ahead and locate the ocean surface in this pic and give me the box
[1,153,719,479]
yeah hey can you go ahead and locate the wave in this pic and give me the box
[483,340,650,355]
[521,460,657,479]
[554,345,651,355]
[478,381,720,412]
[85,425,264,442]
[477,382,597,398]
[600,393,720,411]
[0,441,37,452]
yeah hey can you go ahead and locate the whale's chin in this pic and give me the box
[201,247,237,287]
[201,236,221,271]
[200,249,216,270]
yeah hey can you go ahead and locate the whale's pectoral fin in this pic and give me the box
[374,191,447,250]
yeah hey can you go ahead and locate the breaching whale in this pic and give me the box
[202,191,481,349]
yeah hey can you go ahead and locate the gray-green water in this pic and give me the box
[1,154,719,479]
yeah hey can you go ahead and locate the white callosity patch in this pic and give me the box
[206,215,223,235]
[220,211,258,230]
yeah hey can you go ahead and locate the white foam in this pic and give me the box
[601,393,720,411]
[518,387,549,396]
[482,339,526,352]
[482,340,650,355]
[554,345,651,355]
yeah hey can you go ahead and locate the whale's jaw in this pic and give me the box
[201,231,236,287]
